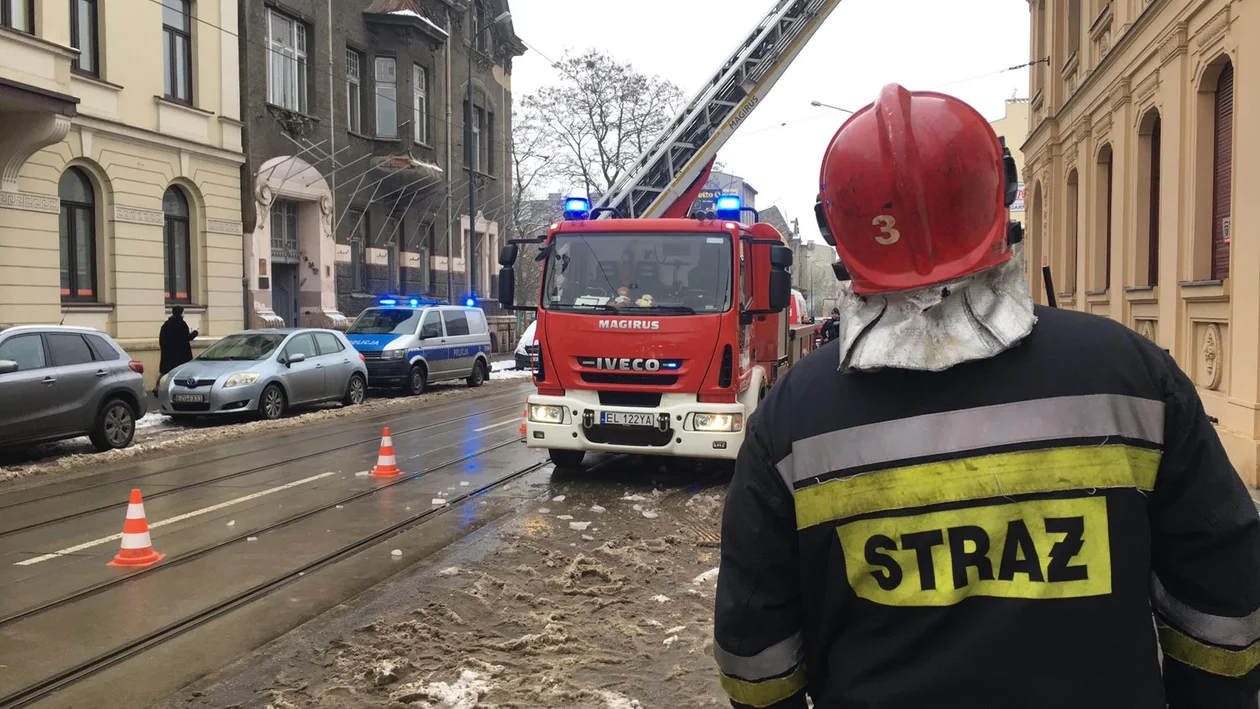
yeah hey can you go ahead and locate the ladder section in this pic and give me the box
[595,0,843,219]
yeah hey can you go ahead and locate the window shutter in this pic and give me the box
[1211,63,1234,280]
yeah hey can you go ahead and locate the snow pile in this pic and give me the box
[390,669,494,708]
[491,359,534,380]
[569,521,590,531]
[693,568,720,584]
[685,493,724,519]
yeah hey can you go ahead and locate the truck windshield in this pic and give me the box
[541,232,732,314]
[347,308,422,335]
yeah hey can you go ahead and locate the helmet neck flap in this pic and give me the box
[833,242,1036,373]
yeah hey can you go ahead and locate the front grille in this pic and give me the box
[581,373,679,386]
[175,378,217,389]
[597,391,662,408]
[171,401,212,412]
[585,424,673,447]
[360,351,384,360]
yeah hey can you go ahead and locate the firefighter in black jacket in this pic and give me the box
[713,83,1260,708]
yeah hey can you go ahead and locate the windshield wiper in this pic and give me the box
[551,302,616,312]
[652,304,696,314]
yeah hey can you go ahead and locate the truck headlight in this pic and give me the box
[693,412,743,433]
[383,349,407,360]
[529,404,565,424]
[223,372,261,388]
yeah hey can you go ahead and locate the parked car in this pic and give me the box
[514,319,537,371]
[0,325,148,451]
[345,299,493,394]
[157,328,367,421]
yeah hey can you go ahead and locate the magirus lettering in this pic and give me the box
[597,319,661,330]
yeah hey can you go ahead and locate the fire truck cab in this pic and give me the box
[497,197,794,468]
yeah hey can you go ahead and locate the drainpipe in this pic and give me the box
[444,7,454,302]
[327,0,336,321]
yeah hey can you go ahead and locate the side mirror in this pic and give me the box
[0,359,17,375]
[499,244,518,267]
[768,270,792,312]
[770,245,794,270]
[498,266,516,310]
[286,353,306,366]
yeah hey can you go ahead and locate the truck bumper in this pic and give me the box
[523,391,744,461]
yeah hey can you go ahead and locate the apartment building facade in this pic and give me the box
[0,0,246,377]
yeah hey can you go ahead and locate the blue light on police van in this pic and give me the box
[715,195,741,212]
[409,298,419,307]
[379,298,398,306]
[465,297,476,307]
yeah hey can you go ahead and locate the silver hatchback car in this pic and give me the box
[158,328,368,421]
[0,325,149,451]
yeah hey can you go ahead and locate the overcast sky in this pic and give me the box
[509,0,1031,242]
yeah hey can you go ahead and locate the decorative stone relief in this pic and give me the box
[1196,7,1231,49]
[1136,320,1156,341]
[319,194,333,217]
[1159,22,1188,63]
[0,191,59,213]
[0,113,72,192]
[114,206,165,226]
[206,219,244,235]
[1202,323,1223,390]
[255,182,274,208]
[1111,78,1132,110]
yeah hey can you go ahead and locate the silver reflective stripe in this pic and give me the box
[777,393,1165,490]
[714,632,804,681]
[1153,574,1260,648]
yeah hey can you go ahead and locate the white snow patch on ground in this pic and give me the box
[595,689,644,708]
[537,507,550,514]
[135,412,173,430]
[650,594,671,603]
[395,669,494,708]
[569,521,590,531]
[432,498,448,505]
[665,625,687,634]
[438,566,460,577]
[641,510,659,519]
[490,360,534,380]
[693,568,720,584]
[557,514,573,521]
[590,504,606,513]
[662,635,679,646]
[552,494,566,502]
[621,494,647,501]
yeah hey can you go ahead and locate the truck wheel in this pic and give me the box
[466,360,487,388]
[407,364,428,396]
[549,449,585,470]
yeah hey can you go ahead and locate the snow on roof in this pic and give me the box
[388,9,449,37]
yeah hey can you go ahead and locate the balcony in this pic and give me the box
[0,27,79,192]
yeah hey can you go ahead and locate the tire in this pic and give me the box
[466,359,488,387]
[406,364,428,396]
[258,384,286,421]
[343,374,367,406]
[548,449,585,470]
[89,398,136,451]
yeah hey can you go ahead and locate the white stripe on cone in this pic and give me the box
[377,454,397,465]
[125,503,146,520]
[120,531,154,549]
[382,436,393,447]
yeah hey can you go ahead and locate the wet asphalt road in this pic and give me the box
[0,382,542,709]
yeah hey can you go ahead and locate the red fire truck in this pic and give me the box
[496,0,841,467]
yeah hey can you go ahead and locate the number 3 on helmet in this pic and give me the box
[815,83,1020,295]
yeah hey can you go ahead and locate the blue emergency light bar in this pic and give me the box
[563,196,591,220]
[465,296,477,307]
[378,298,398,306]
[715,194,742,220]
[378,296,445,307]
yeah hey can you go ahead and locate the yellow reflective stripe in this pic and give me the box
[794,444,1160,530]
[719,665,807,707]
[1159,624,1260,677]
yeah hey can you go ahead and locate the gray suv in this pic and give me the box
[0,325,149,451]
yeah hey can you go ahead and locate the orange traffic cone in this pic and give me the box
[108,489,166,568]
[370,426,403,477]
[519,405,527,436]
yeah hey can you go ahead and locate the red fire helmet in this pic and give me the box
[818,83,1013,294]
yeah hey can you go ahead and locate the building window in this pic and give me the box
[70,0,99,77]
[1065,169,1079,294]
[162,0,192,102]
[1,0,33,33]
[1067,0,1081,56]
[1138,112,1162,287]
[413,64,428,144]
[466,101,489,172]
[471,1,489,53]
[59,168,97,302]
[1033,1,1045,94]
[1094,144,1113,291]
[270,199,300,262]
[347,208,367,292]
[346,49,363,133]
[1211,62,1234,281]
[163,187,192,303]
[375,56,397,138]
[266,9,307,113]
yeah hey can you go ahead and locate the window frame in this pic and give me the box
[162,0,193,104]
[163,187,193,304]
[313,331,345,356]
[70,0,100,77]
[59,168,98,304]
[47,332,97,367]
[281,332,319,361]
[1,0,34,34]
[346,48,363,134]
[412,64,428,145]
[419,310,444,339]
[0,334,48,372]
[266,8,308,113]
[374,55,398,138]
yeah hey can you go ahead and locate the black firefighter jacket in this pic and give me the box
[714,304,1260,709]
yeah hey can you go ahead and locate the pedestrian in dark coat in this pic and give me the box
[158,306,198,376]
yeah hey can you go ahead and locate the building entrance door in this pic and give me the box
[273,263,299,327]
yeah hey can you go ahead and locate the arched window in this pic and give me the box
[1137,110,1162,286]
[163,186,191,303]
[1094,144,1114,291]
[59,168,96,302]
[1065,169,1079,294]
[472,1,490,53]
[1211,62,1234,280]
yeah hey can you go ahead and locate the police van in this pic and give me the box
[344,298,493,394]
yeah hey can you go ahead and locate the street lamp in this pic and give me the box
[810,99,854,114]
[465,10,511,306]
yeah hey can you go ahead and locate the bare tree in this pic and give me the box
[504,109,558,312]
[523,49,685,196]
